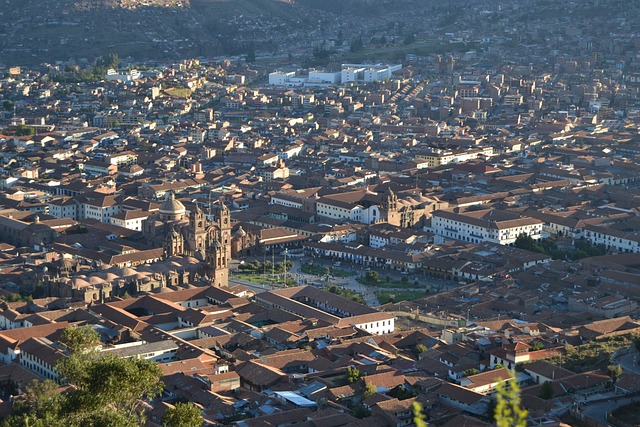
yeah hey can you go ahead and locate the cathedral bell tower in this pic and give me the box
[188,203,207,258]
[380,189,400,226]
[205,200,232,287]
[206,240,227,287]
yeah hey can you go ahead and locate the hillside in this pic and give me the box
[3,0,628,66]
[0,0,445,65]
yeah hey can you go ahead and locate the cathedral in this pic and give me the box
[142,192,231,287]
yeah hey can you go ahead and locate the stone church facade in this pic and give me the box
[143,192,231,287]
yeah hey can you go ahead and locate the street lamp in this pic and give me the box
[283,249,288,286]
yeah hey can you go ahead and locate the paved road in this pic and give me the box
[617,349,640,374]
[579,347,640,423]
[581,395,639,424]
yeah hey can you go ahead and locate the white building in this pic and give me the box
[583,224,640,253]
[269,194,304,209]
[341,67,365,83]
[48,194,122,224]
[101,340,178,363]
[430,209,543,245]
[342,63,402,83]
[268,71,306,87]
[105,69,141,82]
[49,197,80,220]
[316,197,364,222]
[109,210,149,231]
[82,195,121,223]
[19,337,64,382]
[255,286,395,335]
[270,63,402,87]
[308,71,341,84]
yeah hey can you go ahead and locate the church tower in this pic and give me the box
[187,203,207,258]
[205,200,232,287]
[206,240,227,287]
[164,227,184,257]
[218,201,231,250]
[380,189,400,226]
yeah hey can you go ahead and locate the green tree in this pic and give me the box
[493,377,528,427]
[345,366,361,384]
[3,379,64,426]
[2,99,13,111]
[353,404,370,419]
[462,368,479,377]
[163,402,203,427]
[56,325,101,389]
[4,326,164,426]
[539,381,554,400]
[403,33,416,45]
[365,271,379,284]
[607,364,623,383]
[15,124,34,136]
[246,45,256,63]
[414,344,427,355]
[363,382,377,399]
[514,233,545,254]
[95,52,120,70]
[313,45,331,61]
[59,325,100,354]
[350,37,364,53]
[412,401,427,427]
[530,341,544,351]
[66,355,162,418]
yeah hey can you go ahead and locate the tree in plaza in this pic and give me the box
[365,270,379,283]
[493,377,528,427]
[162,402,203,427]
[607,364,623,383]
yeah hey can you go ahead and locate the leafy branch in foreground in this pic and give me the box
[3,326,164,427]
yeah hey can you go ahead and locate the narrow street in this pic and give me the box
[616,349,640,374]
[580,395,639,424]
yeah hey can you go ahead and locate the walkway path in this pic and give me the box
[230,257,460,308]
